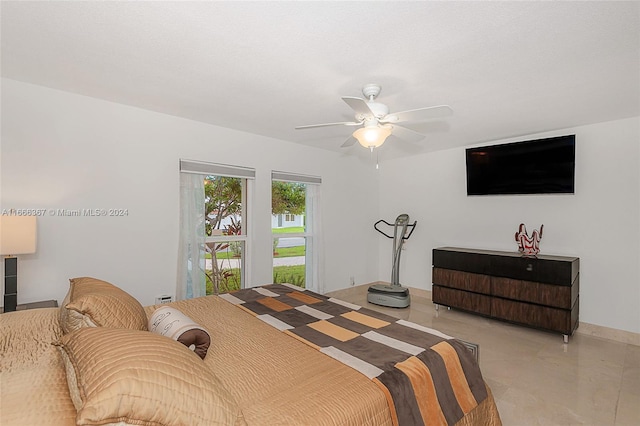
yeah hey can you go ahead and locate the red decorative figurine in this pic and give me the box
[515,223,543,256]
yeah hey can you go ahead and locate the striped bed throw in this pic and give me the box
[220,284,488,426]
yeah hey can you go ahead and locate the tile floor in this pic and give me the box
[326,285,640,426]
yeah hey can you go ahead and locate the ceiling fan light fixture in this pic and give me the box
[353,125,392,149]
[295,84,453,151]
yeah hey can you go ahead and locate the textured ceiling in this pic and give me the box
[1,1,638,161]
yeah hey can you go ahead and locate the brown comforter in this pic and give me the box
[0,293,501,425]
[223,284,495,426]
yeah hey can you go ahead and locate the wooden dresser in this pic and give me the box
[432,247,579,342]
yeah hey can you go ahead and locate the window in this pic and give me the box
[271,171,323,292]
[178,160,254,300]
[204,175,248,294]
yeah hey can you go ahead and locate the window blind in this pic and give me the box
[271,171,321,185]
[180,159,255,179]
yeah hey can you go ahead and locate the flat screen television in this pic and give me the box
[466,135,575,195]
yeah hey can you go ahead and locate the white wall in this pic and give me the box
[377,117,640,334]
[3,78,637,335]
[0,79,380,306]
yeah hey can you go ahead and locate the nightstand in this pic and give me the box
[0,299,58,313]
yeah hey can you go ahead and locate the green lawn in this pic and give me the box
[206,265,305,295]
[273,264,305,287]
[212,251,238,260]
[273,246,304,257]
[212,245,304,259]
[272,226,304,234]
[207,227,305,259]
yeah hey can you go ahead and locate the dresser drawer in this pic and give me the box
[491,277,574,309]
[490,298,574,334]
[432,249,492,275]
[433,268,490,294]
[433,247,579,286]
[433,285,491,316]
[490,256,577,286]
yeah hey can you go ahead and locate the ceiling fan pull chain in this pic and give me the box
[369,146,380,169]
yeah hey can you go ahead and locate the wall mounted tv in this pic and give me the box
[466,135,575,196]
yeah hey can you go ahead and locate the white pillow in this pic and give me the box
[148,306,211,359]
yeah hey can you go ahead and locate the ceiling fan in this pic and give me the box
[295,84,453,150]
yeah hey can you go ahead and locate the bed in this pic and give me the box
[0,277,501,426]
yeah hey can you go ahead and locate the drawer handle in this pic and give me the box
[526,264,533,272]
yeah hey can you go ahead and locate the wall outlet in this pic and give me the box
[155,294,173,304]
[350,276,355,286]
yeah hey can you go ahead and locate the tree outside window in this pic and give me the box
[204,176,245,294]
[272,181,307,288]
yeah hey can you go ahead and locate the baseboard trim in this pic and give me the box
[576,322,640,346]
[406,286,431,299]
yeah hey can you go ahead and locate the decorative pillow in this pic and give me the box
[59,277,147,334]
[148,306,211,359]
[55,327,246,426]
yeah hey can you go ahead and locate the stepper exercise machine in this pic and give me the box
[367,214,416,308]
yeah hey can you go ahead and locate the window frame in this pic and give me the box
[205,177,249,290]
[180,159,255,293]
[271,171,322,292]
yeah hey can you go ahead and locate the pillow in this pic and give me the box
[55,327,246,426]
[148,306,211,359]
[59,277,147,334]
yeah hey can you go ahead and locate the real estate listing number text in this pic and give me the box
[1,208,129,217]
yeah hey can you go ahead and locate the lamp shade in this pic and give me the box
[353,126,392,149]
[0,216,37,255]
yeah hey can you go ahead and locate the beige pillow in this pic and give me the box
[55,327,246,426]
[59,277,147,334]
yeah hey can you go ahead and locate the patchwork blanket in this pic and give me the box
[221,284,488,426]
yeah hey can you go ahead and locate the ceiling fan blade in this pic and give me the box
[341,136,357,148]
[295,121,361,130]
[342,96,374,117]
[390,124,426,144]
[382,105,453,123]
